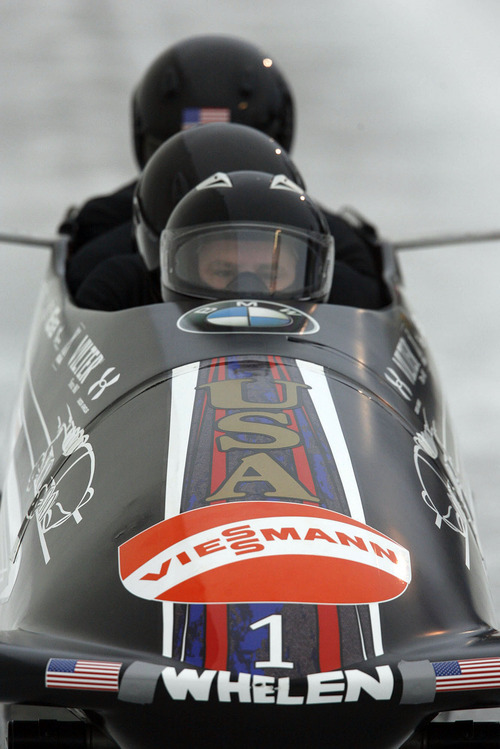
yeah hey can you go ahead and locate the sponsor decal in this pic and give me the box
[45,658,121,692]
[160,664,395,705]
[119,501,410,605]
[177,300,319,335]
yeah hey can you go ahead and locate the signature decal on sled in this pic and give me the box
[44,303,121,413]
[413,418,473,568]
[384,324,428,412]
[118,501,411,605]
[12,405,95,565]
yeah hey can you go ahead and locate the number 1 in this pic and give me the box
[250,614,294,669]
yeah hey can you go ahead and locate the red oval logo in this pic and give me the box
[119,501,411,605]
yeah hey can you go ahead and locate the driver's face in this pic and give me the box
[198,238,298,291]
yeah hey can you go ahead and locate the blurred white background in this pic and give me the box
[1,0,500,636]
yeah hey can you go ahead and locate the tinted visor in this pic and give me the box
[160,222,334,301]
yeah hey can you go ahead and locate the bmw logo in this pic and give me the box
[206,305,293,328]
[177,300,320,335]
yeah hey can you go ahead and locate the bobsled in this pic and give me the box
[0,233,499,748]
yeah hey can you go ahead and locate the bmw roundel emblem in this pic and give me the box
[206,305,292,328]
[177,300,320,335]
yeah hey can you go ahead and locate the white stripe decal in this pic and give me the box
[369,602,384,656]
[164,361,200,519]
[295,360,365,521]
[296,359,384,656]
[163,361,200,657]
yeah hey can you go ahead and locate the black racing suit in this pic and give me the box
[63,182,389,310]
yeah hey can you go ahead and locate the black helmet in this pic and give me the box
[132,35,295,168]
[133,122,305,270]
[160,171,334,303]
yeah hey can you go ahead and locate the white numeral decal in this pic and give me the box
[250,614,294,669]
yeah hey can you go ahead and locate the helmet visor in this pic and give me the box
[133,194,160,270]
[160,222,334,301]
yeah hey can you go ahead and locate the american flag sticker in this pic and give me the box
[432,658,500,692]
[45,658,122,691]
[181,107,231,129]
